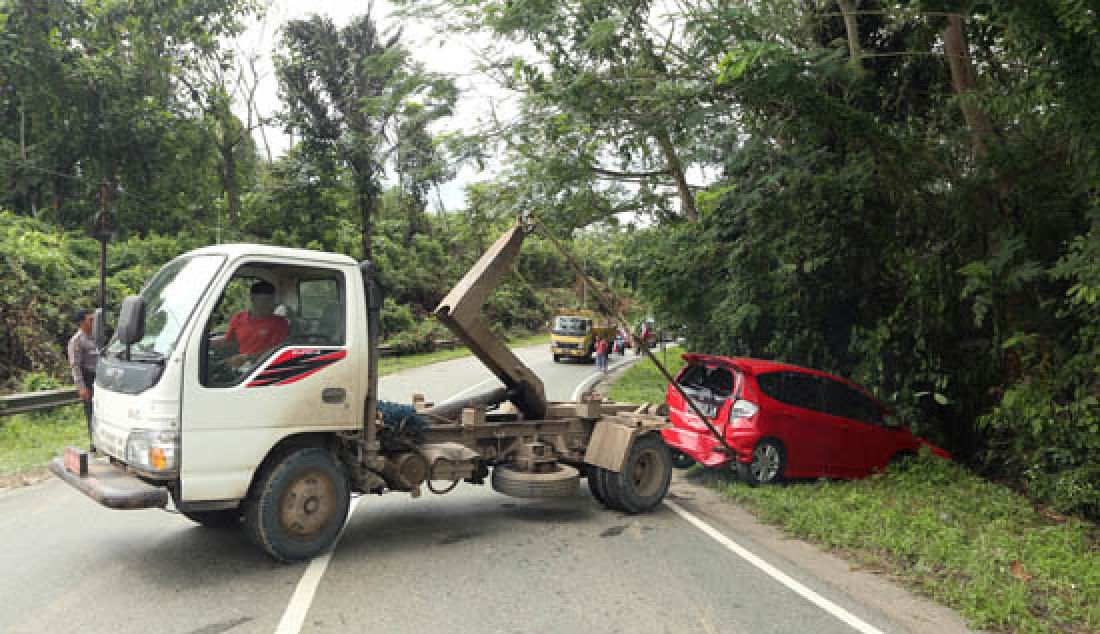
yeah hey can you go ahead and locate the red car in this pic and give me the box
[661,354,951,485]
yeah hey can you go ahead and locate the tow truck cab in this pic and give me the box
[91,244,366,506]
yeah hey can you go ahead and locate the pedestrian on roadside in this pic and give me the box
[68,308,99,452]
[613,332,624,356]
[595,336,610,373]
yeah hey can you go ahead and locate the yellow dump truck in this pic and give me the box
[551,309,616,362]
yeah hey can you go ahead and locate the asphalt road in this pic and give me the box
[0,345,961,634]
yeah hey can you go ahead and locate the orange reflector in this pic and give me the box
[150,448,167,471]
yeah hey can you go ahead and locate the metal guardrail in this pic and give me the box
[0,340,464,417]
[0,388,81,417]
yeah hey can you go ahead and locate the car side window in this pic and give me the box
[780,371,824,412]
[756,372,783,400]
[824,379,882,425]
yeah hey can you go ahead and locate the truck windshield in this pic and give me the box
[554,317,591,336]
[108,254,225,359]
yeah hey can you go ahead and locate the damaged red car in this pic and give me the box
[661,354,951,485]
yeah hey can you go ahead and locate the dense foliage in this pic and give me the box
[409,0,1099,519]
[2,0,1097,519]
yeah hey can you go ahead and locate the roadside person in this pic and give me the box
[215,281,290,368]
[613,332,625,356]
[595,336,610,373]
[67,308,99,451]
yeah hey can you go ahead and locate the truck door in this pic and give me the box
[178,260,361,502]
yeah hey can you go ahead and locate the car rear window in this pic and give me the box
[677,364,708,388]
[780,372,824,411]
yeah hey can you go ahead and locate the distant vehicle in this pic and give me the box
[661,354,951,485]
[551,309,615,363]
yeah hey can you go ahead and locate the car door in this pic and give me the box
[820,378,873,475]
[770,371,833,476]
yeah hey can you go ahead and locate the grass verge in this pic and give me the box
[0,333,553,484]
[0,405,87,479]
[609,356,1099,633]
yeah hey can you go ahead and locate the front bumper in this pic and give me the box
[49,451,169,510]
[552,347,590,357]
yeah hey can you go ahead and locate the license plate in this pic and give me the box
[63,446,88,477]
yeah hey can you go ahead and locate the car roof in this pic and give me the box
[679,353,878,400]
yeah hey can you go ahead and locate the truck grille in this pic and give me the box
[556,342,579,350]
[94,418,128,460]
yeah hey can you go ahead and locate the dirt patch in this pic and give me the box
[0,467,52,492]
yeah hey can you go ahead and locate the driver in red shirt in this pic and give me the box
[217,281,289,367]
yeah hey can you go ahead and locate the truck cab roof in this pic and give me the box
[187,243,357,267]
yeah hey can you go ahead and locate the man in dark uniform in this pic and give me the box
[67,309,99,451]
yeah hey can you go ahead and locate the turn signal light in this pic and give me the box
[150,447,168,471]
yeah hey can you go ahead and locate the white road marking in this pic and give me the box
[274,495,363,634]
[664,499,885,634]
[273,367,522,634]
[570,354,642,401]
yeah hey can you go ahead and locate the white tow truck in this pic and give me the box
[51,221,673,561]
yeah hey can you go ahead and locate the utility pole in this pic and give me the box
[92,182,115,313]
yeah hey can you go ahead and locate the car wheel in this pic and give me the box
[888,451,916,471]
[243,447,350,562]
[600,433,673,513]
[670,450,695,470]
[181,508,241,529]
[737,439,785,487]
[552,354,560,363]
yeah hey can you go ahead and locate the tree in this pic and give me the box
[275,11,455,259]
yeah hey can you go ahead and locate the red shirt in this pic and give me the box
[226,312,289,355]
[595,340,609,354]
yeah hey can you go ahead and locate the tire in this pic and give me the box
[671,451,695,470]
[182,509,241,529]
[737,439,785,487]
[601,433,673,513]
[491,464,580,498]
[888,451,916,471]
[243,447,351,562]
[586,464,612,507]
[553,354,561,363]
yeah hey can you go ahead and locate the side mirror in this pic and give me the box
[116,295,146,346]
[92,308,107,348]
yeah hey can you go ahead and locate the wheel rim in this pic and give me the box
[279,469,337,540]
[751,444,780,482]
[629,447,667,498]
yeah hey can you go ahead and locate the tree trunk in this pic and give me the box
[357,178,377,261]
[655,129,697,221]
[943,14,994,158]
[219,142,239,227]
[836,0,863,71]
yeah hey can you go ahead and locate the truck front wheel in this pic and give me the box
[244,447,350,562]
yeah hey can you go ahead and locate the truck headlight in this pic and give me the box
[126,429,179,474]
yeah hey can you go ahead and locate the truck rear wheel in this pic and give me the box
[244,447,350,562]
[600,433,672,513]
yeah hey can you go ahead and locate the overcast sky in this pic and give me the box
[233,0,517,210]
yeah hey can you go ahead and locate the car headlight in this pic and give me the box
[126,429,179,475]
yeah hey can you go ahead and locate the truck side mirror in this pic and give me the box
[116,295,146,346]
[92,308,107,348]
